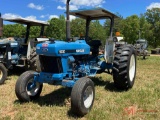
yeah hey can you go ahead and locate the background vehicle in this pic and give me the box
[15,0,137,116]
[134,39,148,59]
[0,15,49,84]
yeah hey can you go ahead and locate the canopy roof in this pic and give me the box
[69,7,119,20]
[136,39,147,42]
[3,17,49,26]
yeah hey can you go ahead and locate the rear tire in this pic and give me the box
[71,77,95,116]
[0,63,7,85]
[15,71,43,102]
[29,48,41,72]
[113,45,136,90]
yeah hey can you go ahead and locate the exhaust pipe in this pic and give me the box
[0,13,3,37]
[66,0,70,41]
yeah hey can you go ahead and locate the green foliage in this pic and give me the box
[145,8,160,47]
[103,19,111,37]
[89,20,106,44]
[3,24,25,37]
[121,15,140,44]
[29,26,41,38]
[71,18,106,44]
[71,18,86,37]
[139,14,153,46]
[46,15,66,40]
[104,15,123,37]
[2,9,160,47]
[3,24,46,39]
[113,13,124,34]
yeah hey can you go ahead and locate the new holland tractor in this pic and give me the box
[0,15,49,84]
[15,0,137,116]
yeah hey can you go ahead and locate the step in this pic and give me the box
[16,65,25,67]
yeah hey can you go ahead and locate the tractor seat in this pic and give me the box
[87,40,102,56]
[87,40,102,47]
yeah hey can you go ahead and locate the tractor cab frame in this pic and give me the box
[69,7,118,39]
[68,7,120,63]
[1,17,49,43]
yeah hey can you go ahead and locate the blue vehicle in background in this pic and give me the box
[15,0,137,116]
[0,14,49,84]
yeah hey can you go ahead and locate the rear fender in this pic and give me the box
[104,36,115,63]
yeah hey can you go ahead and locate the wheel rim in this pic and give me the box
[129,54,136,82]
[83,86,94,108]
[26,79,41,96]
[0,70,2,80]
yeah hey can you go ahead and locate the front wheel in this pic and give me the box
[15,71,43,102]
[71,77,95,116]
[113,45,136,90]
[0,63,7,85]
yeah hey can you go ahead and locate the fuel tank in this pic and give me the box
[36,40,90,56]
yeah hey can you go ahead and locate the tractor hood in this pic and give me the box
[36,40,90,56]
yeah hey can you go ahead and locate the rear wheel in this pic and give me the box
[29,48,41,72]
[71,77,95,116]
[15,71,43,102]
[112,45,136,90]
[0,63,7,85]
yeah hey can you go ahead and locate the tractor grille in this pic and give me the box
[39,55,63,73]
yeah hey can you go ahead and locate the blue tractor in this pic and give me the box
[15,0,137,116]
[0,15,49,84]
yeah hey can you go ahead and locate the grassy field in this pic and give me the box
[0,56,160,120]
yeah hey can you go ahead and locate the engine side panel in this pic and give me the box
[36,40,90,56]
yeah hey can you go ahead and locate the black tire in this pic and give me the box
[29,48,41,72]
[71,77,95,116]
[142,50,147,59]
[143,55,146,59]
[113,45,136,90]
[0,63,7,85]
[15,71,43,102]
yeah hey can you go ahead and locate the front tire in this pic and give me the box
[0,63,7,85]
[71,77,95,116]
[15,71,43,102]
[113,45,136,90]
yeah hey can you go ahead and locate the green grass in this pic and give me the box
[0,56,160,120]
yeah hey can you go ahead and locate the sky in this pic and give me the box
[0,0,160,22]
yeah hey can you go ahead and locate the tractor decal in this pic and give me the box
[58,49,85,54]
[42,43,48,47]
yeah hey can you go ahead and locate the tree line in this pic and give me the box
[2,8,160,48]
